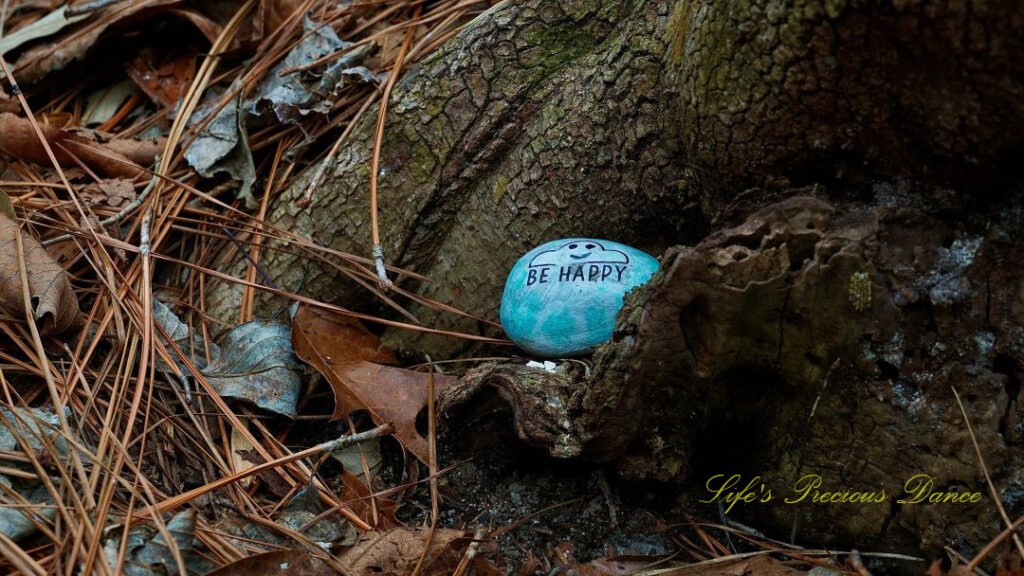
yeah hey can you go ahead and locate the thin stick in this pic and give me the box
[298,91,377,207]
[129,424,392,522]
[368,7,420,291]
[42,169,159,247]
[951,386,1024,558]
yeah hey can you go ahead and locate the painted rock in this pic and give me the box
[500,238,659,357]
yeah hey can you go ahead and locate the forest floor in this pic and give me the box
[0,0,1020,574]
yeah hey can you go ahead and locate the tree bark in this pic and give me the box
[208,0,1023,356]
[204,0,1024,558]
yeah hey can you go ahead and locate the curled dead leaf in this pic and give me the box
[336,527,467,576]
[291,305,452,464]
[0,210,81,335]
[10,0,184,85]
[126,47,197,109]
[206,550,334,576]
[0,113,152,178]
[201,321,302,418]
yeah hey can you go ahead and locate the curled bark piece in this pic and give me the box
[438,363,582,458]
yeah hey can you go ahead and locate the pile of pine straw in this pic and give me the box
[0,0,493,572]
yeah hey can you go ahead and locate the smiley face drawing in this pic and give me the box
[501,237,660,357]
[527,240,630,268]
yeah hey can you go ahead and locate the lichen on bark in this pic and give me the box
[207,0,697,357]
[203,0,1024,559]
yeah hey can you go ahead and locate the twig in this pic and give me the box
[849,549,871,576]
[368,5,421,292]
[130,424,393,522]
[298,92,376,207]
[451,527,487,576]
[138,209,152,257]
[42,169,159,247]
[951,386,1024,560]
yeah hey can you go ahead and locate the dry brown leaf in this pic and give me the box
[573,556,663,576]
[11,0,184,85]
[206,550,334,576]
[126,47,197,109]
[0,90,17,114]
[258,0,306,36]
[80,178,136,209]
[0,210,81,336]
[336,527,465,576]
[338,466,399,529]
[0,113,149,179]
[229,423,257,490]
[103,136,165,166]
[292,305,451,464]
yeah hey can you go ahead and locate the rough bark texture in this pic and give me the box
[207,0,1023,356]
[441,194,1024,557]
[208,0,697,355]
[666,0,1024,196]
[202,0,1024,559]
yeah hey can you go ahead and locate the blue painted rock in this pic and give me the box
[500,238,659,357]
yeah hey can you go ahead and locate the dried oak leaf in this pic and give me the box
[206,550,334,576]
[80,178,137,209]
[0,113,150,179]
[291,305,452,464]
[10,0,184,85]
[336,528,465,576]
[126,47,197,109]
[0,210,81,335]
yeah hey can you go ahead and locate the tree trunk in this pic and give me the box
[205,0,1024,558]
[208,0,1022,356]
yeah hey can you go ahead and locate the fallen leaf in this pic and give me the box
[202,321,302,418]
[153,299,219,372]
[126,47,197,109]
[183,85,257,206]
[230,422,257,490]
[206,550,334,576]
[80,178,138,209]
[82,80,137,126]
[0,407,70,542]
[0,6,90,56]
[257,0,307,37]
[0,112,150,179]
[0,210,81,335]
[573,555,664,576]
[102,509,215,576]
[0,90,16,114]
[291,305,453,464]
[336,528,465,576]
[332,434,383,481]
[247,16,377,126]
[103,136,164,166]
[11,0,184,85]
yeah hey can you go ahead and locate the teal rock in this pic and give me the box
[500,238,659,357]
